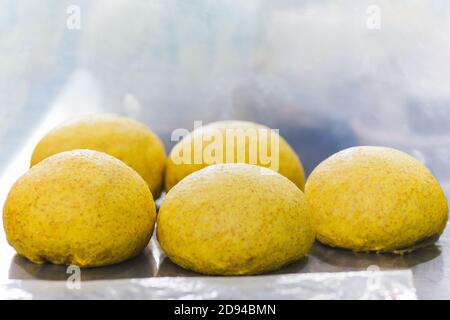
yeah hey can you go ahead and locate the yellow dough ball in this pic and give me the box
[305,146,448,253]
[4,150,156,267]
[31,113,166,198]
[157,163,315,275]
[165,121,305,191]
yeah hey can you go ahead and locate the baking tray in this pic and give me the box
[1,0,449,299]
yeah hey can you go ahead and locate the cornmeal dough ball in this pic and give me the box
[165,121,305,191]
[31,113,166,198]
[305,146,448,253]
[4,150,156,267]
[158,163,315,275]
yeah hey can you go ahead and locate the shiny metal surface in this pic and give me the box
[1,0,450,299]
[0,271,417,300]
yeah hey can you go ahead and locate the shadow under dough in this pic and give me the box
[8,247,158,281]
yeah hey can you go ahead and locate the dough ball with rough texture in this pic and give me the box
[158,163,315,275]
[4,149,156,267]
[305,146,448,253]
[31,113,166,198]
[165,120,305,191]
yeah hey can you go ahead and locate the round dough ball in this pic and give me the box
[165,121,305,191]
[157,163,315,275]
[305,146,448,253]
[31,113,166,198]
[4,150,156,267]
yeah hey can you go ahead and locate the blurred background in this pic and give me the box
[1,0,450,182]
[0,0,450,298]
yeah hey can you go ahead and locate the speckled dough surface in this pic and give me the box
[30,113,166,198]
[305,146,449,253]
[158,163,315,275]
[165,121,305,191]
[3,150,156,267]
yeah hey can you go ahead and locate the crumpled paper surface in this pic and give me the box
[0,270,416,300]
